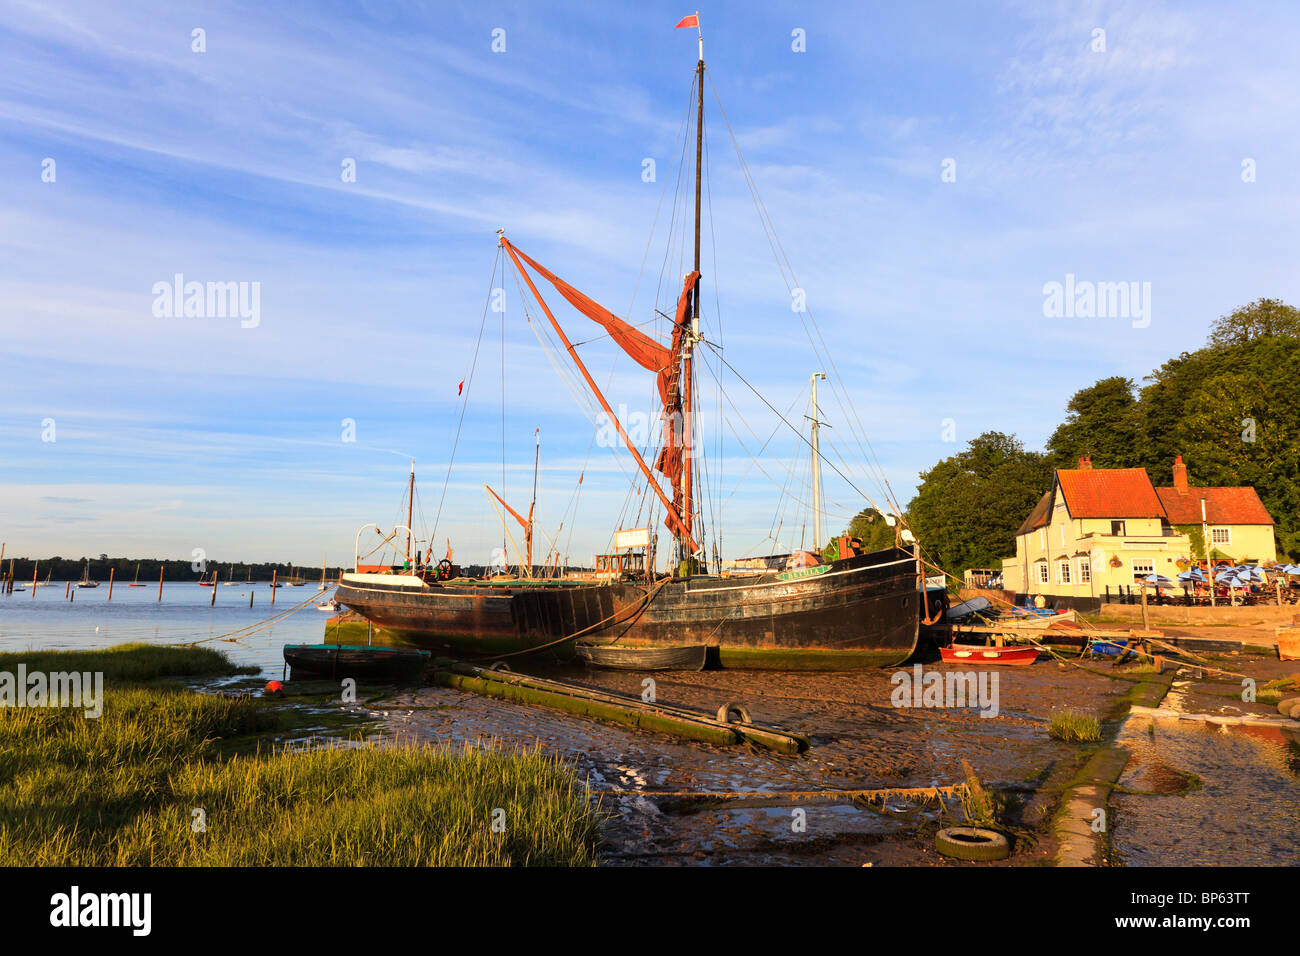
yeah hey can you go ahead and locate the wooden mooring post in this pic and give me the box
[210,569,218,605]
[158,565,164,603]
[107,567,115,601]
[271,569,277,605]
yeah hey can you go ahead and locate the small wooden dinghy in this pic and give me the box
[283,643,430,680]
[939,643,1040,666]
[575,642,708,671]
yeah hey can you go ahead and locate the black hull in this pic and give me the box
[283,643,429,681]
[333,547,920,669]
[575,642,709,671]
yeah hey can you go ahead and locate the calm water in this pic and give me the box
[0,581,334,677]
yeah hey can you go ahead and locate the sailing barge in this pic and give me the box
[333,22,925,669]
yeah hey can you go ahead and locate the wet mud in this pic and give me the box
[360,660,1126,865]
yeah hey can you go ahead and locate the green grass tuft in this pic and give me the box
[1048,709,1103,743]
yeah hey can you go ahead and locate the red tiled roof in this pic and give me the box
[1015,490,1053,537]
[1056,468,1164,519]
[1156,486,1274,525]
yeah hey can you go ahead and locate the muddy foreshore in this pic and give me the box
[344,656,1152,865]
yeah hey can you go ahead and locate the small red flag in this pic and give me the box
[457,379,464,395]
[674,14,698,29]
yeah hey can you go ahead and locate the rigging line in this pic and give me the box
[501,256,507,560]
[431,246,500,546]
[653,73,698,319]
[567,312,669,349]
[512,275,641,494]
[700,360,856,522]
[705,131,725,552]
[721,383,806,506]
[629,67,697,323]
[701,340,886,517]
[697,354,857,517]
[706,71,901,517]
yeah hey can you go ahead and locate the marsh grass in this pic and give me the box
[1258,674,1300,706]
[0,645,601,866]
[1048,709,1103,743]
[0,642,256,681]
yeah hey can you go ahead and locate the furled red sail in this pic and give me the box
[508,246,671,389]
[506,241,700,543]
[654,270,699,491]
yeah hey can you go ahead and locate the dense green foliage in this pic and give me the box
[1045,298,1299,559]
[825,298,1299,571]
[906,432,1053,574]
[1046,376,1141,469]
[0,556,348,584]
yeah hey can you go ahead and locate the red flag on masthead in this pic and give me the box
[457,379,464,395]
[674,14,699,29]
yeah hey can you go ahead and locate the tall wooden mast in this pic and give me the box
[680,20,705,570]
[406,460,414,567]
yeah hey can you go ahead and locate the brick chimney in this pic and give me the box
[1077,456,1092,470]
[1172,455,1189,495]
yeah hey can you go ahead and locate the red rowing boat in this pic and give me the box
[939,643,1040,666]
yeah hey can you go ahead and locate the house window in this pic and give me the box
[1079,559,1091,583]
[1210,527,1231,546]
[1111,520,1126,536]
[1132,558,1154,582]
[1059,524,1066,547]
[1036,563,1049,585]
[1057,559,1071,584]
[1039,529,1046,549]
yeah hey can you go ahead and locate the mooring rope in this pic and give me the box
[600,783,966,802]
[174,588,323,647]
[462,576,674,661]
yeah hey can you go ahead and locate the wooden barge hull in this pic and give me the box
[333,548,920,669]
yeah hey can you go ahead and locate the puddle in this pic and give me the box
[1112,716,1300,866]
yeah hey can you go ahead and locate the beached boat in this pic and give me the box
[939,643,1040,666]
[576,642,708,671]
[283,643,429,681]
[333,27,923,669]
[1000,608,1077,629]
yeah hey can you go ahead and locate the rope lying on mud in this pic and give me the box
[600,784,966,803]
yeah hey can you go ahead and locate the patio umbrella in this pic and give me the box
[1141,573,1176,587]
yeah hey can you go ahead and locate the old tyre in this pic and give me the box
[935,826,1010,862]
[1278,696,1300,718]
[717,701,752,724]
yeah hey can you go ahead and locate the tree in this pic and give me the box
[1208,297,1300,349]
[1046,376,1141,469]
[906,432,1053,575]
[1130,299,1300,560]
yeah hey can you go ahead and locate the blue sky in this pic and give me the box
[1,0,1297,568]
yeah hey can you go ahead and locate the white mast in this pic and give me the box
[810,371,826,550]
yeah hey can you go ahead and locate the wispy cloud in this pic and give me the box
[2,0,1297,563]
